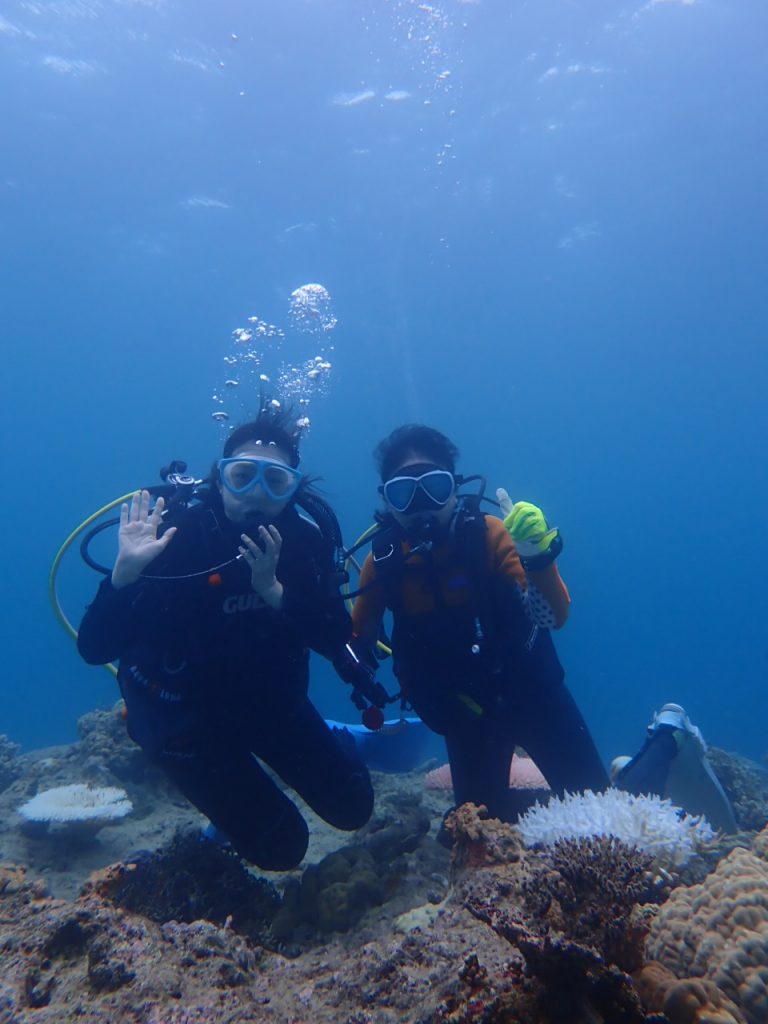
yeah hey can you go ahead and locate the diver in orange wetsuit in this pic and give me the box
[344,424,608,823]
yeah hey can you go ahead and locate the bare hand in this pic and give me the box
[111,491,177,589]
[239,525,283,609]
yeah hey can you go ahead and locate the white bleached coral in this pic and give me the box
[517,788,714,868]
[17,784,132,838]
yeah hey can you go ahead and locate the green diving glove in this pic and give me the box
[496,489,563,570]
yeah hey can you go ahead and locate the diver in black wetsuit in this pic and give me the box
[78,402,376,870]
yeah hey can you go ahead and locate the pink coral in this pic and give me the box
[425,755,549,792]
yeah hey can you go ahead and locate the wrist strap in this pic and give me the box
[519,533,563,572]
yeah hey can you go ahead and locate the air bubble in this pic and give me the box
[288,283,337,334]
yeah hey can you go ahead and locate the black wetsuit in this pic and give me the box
[78,500,373,870]
[398,599,608,822]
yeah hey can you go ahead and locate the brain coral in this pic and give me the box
[645,843,768,1024]
[634,962,746,1024]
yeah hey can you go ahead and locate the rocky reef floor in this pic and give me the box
[1,711,767,1023]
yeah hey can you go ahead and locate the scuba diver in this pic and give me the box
[77,400,386,871]
[612,703,738,833]
[340,424,608,824]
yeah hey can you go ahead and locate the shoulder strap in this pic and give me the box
[295,491,344,563]
[292,492,351,597]
[367,515,406,609]
[452,498,525,656]
[453,496,489,594]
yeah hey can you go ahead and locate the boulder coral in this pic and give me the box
[645,835,768,1024]
[271,796,432,942]
[634,960,746,1023]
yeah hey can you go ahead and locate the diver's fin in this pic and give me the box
[666,739,738,834]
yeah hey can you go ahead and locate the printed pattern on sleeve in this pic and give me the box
[520,581,559,628]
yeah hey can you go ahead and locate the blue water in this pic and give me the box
[1,0,766,768]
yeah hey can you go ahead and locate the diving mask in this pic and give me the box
[381,465,456,514]
[218,456,302,500]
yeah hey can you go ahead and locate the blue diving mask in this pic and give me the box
[218,456,303,500]
[381,464,456,514]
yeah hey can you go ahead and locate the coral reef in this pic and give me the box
[445,800,525,876]
[645,835,768,1024]
[0,734,22,793]
[0,821,512,1023]
[274,845,386,940]
[451,804,667,1022]
[753,824,768,860]
[83,829,281,946]
[518,788,715,869]
[4,717,768,1024]
[707,747,768,833]
[0,862,269,1020]
[634,961,746,1023]
[271,794,432,942]
[0,802,620,1022]
[527,836,665,971]
[0,725,199,901]
[2,795,763,1023]
[77,702,157,786]
[17,783,132,839]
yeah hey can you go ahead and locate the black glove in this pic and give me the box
[333,639,391,711]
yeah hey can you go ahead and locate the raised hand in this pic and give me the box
[496,488,561,568]
[111,490,177,589]
[239,525,284,609]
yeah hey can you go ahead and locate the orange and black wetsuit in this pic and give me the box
[352,507,607,821]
